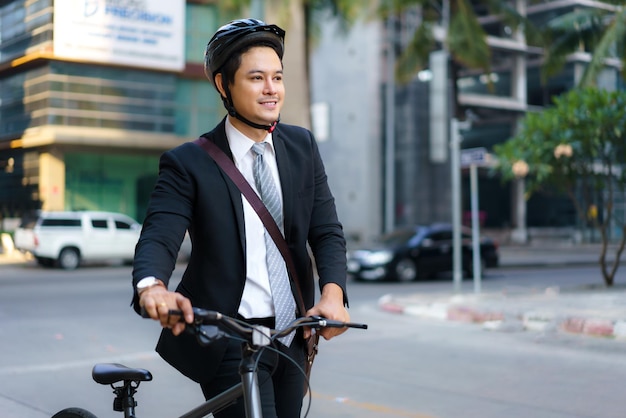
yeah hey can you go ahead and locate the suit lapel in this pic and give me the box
[273,128,293,239]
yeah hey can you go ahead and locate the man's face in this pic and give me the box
[225,46,284,136]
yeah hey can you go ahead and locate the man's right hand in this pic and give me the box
[139,285,193,336]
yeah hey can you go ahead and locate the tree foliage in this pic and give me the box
[375,0,535,85]
[215,0,362,34]
[542,2,626,87]
[493,88,626,286]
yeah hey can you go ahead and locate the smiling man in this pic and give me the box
[131,18,350,418]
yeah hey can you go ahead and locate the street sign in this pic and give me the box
[458,147,489,292]
[461,147,489,167]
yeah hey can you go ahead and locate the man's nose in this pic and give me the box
[264,79,277,94]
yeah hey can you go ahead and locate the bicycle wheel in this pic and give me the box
[51,407,98,418]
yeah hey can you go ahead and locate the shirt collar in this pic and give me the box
[225,118,275,164]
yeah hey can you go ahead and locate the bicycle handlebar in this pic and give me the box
[142,307,368,347]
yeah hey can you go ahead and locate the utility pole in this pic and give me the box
[451,120,463,293]
[441,0,463,292]
[384,11,396,233]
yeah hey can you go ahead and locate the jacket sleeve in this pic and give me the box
[131,146,194,313]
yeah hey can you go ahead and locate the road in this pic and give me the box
[0,263,625,417]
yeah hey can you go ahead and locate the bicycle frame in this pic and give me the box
[179,343,262,418]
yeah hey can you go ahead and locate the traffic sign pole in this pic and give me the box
[470,164,482,293]
[461,147,490,294]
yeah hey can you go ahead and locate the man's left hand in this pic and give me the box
[304,283,349,340]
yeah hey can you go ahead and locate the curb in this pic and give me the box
[378,295,626,340]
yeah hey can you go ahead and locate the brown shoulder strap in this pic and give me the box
[193,137,308,316]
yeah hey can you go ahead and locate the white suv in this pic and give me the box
[14,211,141,270]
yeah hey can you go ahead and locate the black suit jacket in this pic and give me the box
[132,118,348,383]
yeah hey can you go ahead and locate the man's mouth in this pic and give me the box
[260,100,278,109]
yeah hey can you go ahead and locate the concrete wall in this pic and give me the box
[310,17,384,244]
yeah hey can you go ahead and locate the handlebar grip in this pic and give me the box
[140,307,222,325]
[140,307,185,320]
[191,307,221,321]
[308,316,368,329]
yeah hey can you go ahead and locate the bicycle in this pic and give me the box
[51,307,368,418]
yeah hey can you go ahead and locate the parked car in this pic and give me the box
[347,223,499,282]
[13,210,41,254]
[14,211,142,270]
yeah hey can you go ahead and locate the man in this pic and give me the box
[131,18,349,417]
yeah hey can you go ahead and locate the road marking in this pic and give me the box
[312,392,438,418]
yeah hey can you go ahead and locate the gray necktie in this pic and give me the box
[251,142,296,346]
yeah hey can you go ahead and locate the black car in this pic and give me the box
[346,223,499,282]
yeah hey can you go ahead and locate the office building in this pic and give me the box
[312,0,624,243]
[0,0,223,222]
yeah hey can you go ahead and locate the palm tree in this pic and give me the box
[374,0,534,119]
[541,1,626,87]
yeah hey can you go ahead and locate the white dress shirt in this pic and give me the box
[225,118,285,319]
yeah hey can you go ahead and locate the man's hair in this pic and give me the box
[218,40,283,90]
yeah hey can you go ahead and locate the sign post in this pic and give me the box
[460,147,490,293]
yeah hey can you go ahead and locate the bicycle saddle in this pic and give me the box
[92,363,153,385]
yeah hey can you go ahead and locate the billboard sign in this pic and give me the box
[54,0,185,71]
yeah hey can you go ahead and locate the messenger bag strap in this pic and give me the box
[193,137,308,316]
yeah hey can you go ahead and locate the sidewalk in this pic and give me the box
[379,242,626,340]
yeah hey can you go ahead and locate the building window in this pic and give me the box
[0,0,53,64]
[0,62,178,137]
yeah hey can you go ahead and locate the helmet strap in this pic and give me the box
[221,89,280,133]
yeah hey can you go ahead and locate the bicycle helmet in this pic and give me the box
[204,18,285,87]
[203,18,285,132]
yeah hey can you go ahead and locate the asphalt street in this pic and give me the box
[3,241,626,341]
[1,243,626,418]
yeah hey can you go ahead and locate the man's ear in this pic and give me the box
[214,73,227,98]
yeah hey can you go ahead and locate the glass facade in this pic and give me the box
[0,149,40,215]
[0,0,53,64]
[0,63,179,138]
[185,3,219,65]
[457,70,512,97]
[175,78,222,136]
[65,153,160,222]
